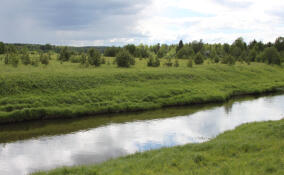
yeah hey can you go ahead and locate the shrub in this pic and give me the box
[40,53,50,66]
[194,52,204,64]
[0,42,5,54]
[31,57,40,67]
[147,55,160,67]
[227,55,236,65]
[221,55,235,65]
[263,47,281,65]
[256,52,264,62]
[70,55,81,63]
[58,47,71,62]
[80,54,87,65]
[176,46,194,59]
[21,53,31,65]
[248,48,257,62]
[10,54,19,67]
[88,48,101,66]
[4,54,10,64]
[116,49,135,67]
[104,46,120,57]
[214,56,219,63]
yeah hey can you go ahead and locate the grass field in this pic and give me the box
[32,118,284,175]
[1,56,284,124]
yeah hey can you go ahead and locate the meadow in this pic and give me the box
[1,54,284,124]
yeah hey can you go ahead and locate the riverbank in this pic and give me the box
[1,60,284,124]
[32,118,284,175]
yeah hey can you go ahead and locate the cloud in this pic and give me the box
[0,0,283,45]
[0,0,151,45]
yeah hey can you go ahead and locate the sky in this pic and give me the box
[0,0,284,46]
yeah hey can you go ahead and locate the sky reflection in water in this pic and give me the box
[0,95,284,175]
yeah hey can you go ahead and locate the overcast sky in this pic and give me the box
[1,0,284,46]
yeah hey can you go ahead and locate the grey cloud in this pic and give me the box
[0,0,151,45]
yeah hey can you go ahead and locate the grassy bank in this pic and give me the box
[1,58,284,123]
[32,118,284,175]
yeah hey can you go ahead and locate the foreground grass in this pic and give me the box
[32,119,284,175]
[1,58,284,123]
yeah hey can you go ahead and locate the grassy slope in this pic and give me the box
[1,57,284,123]
[32,119,284,175]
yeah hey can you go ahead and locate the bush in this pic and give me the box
[40,53,50,66]
[4,54,10,64]
[58,47,71,62]
[80,54,87,65]
[147,55,160,67]
[227,55,236,65]
[263,47,281,65]
[70,55,81,63]
[221,55,236,65]
[176,46,194,59]
[194,52,204,64]
[31,57,40,67]
[10,54,19,67]
[104,47,120,57]
[213,56,219,63]
[116,49,135,67]
[88,48,101,66]
[21,53,31,65]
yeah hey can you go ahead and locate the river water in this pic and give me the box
[0,94,283,175]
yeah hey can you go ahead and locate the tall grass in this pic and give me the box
[1,57,284,123]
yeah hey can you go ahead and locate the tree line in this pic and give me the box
[0,36,283,68]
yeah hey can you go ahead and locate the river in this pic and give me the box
[0,94,283,175]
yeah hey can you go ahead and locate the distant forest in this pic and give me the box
[0,37,283,67]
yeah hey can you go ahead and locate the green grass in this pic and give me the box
[32,118,284,175]
[1,56,284,123]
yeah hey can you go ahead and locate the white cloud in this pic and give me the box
[137,0,284,44]
[0,0,283,45]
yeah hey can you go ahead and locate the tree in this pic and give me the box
[157,44,168,58]
[248,48,257,62]
[59,47,71,62]
[263,47,281,65]
[176,46,194,59]
[147,55,160,67]
[223,43,230,54]
[0,42,5,54]
[176,40,184,53]
[232,37,246,51]
[104,46,120,57]
[80,54,87,66]
[124,44,136,55]
[275,37,284,52]
[40,44,53,52]
[192,40,203,54]
[40,53,50,66]
[88,48,101,66]
[194,52,204,65]
[21,52,31,65]
[116,49,135,67]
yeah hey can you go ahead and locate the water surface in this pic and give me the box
[0,94,283,175]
